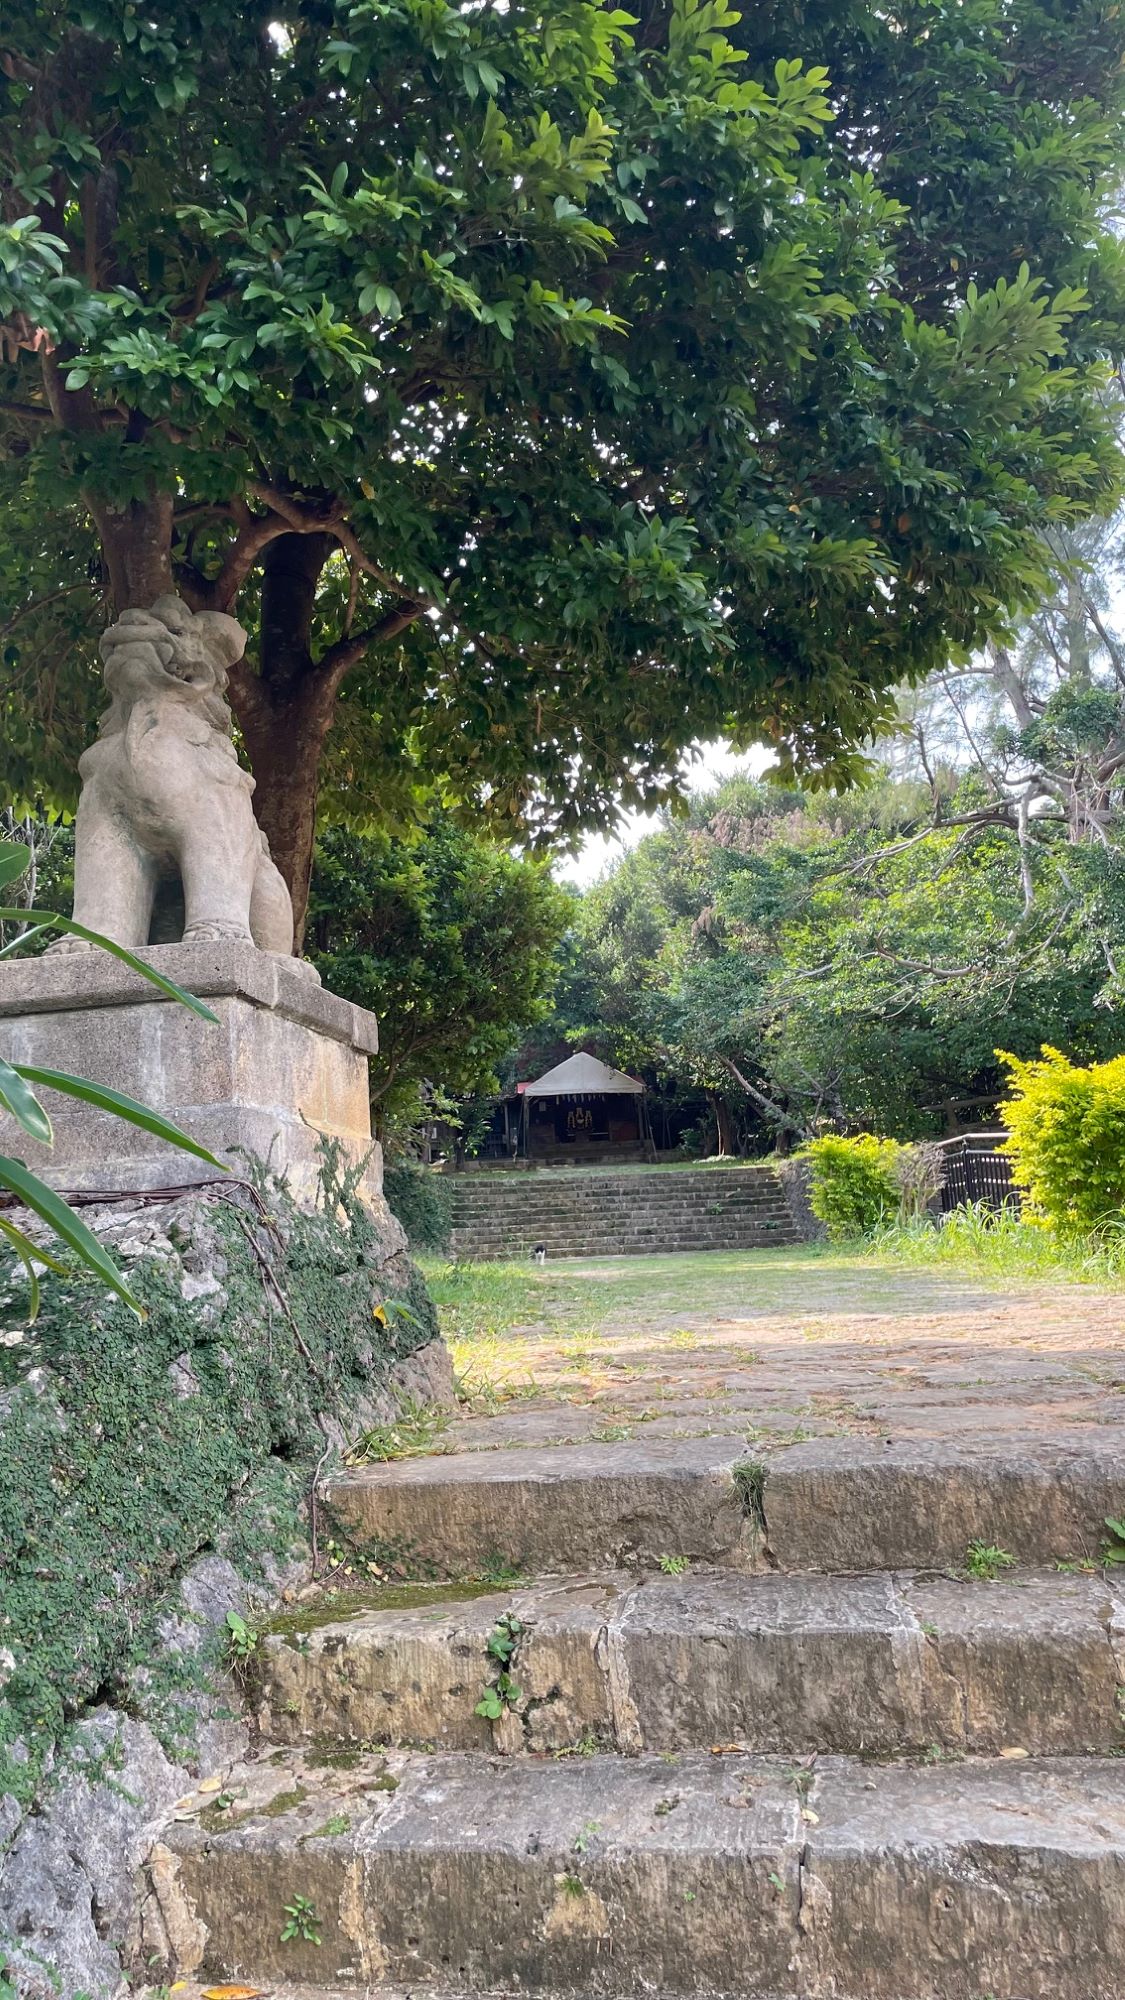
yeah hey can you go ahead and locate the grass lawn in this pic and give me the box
[421,1216,1125,1366]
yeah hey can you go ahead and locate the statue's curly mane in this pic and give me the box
[96,597,243,744]
[99,654,234,742]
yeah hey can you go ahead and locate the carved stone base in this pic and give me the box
[0,942,381,1200]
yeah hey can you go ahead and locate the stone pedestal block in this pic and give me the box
[0,942,381,1199]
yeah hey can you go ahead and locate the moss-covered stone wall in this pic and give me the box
[0,1152,439,1808]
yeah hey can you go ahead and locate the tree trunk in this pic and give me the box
[709,1090,735,1158]
[88,490,175,611]
[229,531,338,948]
[238,684,334,949]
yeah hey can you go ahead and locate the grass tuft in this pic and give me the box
[867,1205,1125,1287]
[347,1395,451,1464]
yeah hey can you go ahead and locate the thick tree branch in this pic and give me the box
[715,1054,808,1137]
[197,497,297,612]
[245,482,440,611]
[986,643,1038,731]
[318,602,426,694]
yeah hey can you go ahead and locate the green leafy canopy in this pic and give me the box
[308,815,572,1132]
[2,0,1125,856]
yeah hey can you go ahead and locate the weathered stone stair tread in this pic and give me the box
[163,1745,1125,1998]
[258,1567,1125,1757]
[325,1430,1125,1575]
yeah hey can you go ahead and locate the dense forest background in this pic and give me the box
[9,514,1125,1157]
[8,508,1125,1158]
[504,515,1125,1155]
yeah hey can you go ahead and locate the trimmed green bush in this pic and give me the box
[803,1134,904,1240]
[999,1046,1125,1237]
[383,1161,454,1251]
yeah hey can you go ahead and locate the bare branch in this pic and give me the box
[0,578,101,643]
[714,1054,808,1138]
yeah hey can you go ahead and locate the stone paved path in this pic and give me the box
[443,1253,1125,1455]
[162,1252,1125,2000]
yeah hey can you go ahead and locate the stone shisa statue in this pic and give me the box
[56,593,292,953]
[0,593,390,1200]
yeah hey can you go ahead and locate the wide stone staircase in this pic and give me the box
[449,1164,799,1259]
[161,1422,1125,1999]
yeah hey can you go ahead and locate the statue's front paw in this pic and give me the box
[181,921,254,944]
[44,934,97,957]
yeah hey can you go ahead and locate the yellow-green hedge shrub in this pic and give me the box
[998,1046,1125,1237]
[803,1134,905,1240]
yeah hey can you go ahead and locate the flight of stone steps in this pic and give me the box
[162,1424,1125,1999]
[449,1164,800,1259]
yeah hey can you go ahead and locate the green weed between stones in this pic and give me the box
[347,1393,451,1463]
[1102,1516,1125,1565]
[0,1149,437,1806]
[280,1893,322,1946]
[475,1611,524,1720]
[732,1459,768,1533]
[963,1541,1017,1581]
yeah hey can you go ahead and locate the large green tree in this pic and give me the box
[556,765,1125,1145]
[308,815,571,1132]
[3,0,1125,938]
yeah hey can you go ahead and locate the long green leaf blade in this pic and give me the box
[0,1213,43,1321]
[14,1065,224,1169]
[0,1212,68,1323]
[0,911,219,1021]
[0,1154,143,1314]
[0,923,53,958]
[0,842,31,891]
[0,1055,53,1145]
[0,1212,67,1274]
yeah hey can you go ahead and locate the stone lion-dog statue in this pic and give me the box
[58,593,293,953]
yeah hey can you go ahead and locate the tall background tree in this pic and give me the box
[308,816,571,1135]
[545,497,1125,1154]
[2,0,1125,942]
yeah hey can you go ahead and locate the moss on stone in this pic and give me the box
[0,1149,438,1807]
[266,1577,506,1641]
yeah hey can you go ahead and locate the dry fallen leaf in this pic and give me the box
[196,1774,224,1793]
[709,1743,745,1755]
[999,1746,1030,1759]
[801,1808,821,1824]
[201,1986,269,1999]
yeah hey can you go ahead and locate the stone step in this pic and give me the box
[448,1217,797,1236]
[449,1203,795,1223]
[256,1568,1125,1759]
[442,1208,792,1224]
[457,1168,785,1177]
[323,1433,1125,1577]
[448,1168,799,1259]
[449,1193,793,1207]
[162,1745,1125,1998]
[447,1238,799,1255]
[449,1209,795,1224]
[450,1208,796,1223]
[450,1203,796,1219]
[450,1219,796,1234]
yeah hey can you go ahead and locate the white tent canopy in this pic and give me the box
[522,1052,645,1098]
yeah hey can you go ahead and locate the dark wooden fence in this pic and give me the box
[938,1132,1020,1215]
